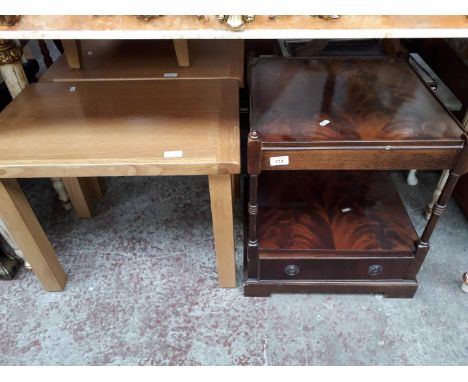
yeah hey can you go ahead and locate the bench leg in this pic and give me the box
[172,39,190,67]
[62,177,105,218]
[208,174,236,288]
[0,179,67,291]
[61,39,82,69]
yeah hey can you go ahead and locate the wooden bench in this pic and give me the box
[0,79,240,290]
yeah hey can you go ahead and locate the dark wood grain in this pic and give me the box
[244,279,418,298]
[260,147,461,171]
[258,258,413,280]
[257,171,418,253]
[251,57,464,145]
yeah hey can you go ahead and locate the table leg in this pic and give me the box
[172,39,190,67]
[62,177,106,218]
[61,39,82,69]
[208,174,236,288]
[0,39,98,219]
[0,179,67,291]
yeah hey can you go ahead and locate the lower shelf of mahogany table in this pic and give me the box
[244,170,422,297]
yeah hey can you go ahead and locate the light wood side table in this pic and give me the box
[0,80,240,290]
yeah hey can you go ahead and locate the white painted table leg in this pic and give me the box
[51,178,72,211]
[407,169,418,186]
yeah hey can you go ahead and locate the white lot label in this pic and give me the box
[164,150,183,158]
[270,156,289,167]
[163,73,178,78]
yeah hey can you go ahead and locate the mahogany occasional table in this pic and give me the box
[245,56,468,297]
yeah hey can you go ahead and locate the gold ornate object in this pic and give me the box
[462,272,468,293]
[136,15,161,21]
[0,15,20,26]
[218,15,255,28]
[312,15,340,20]
[0,39,23,65]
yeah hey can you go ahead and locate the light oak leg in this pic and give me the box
[90,177,107,200]
[232,174,240,199]
[208,174,236,288]
[62,177,105,218]
[61,39,82,69]
[0,179,67,291]
[172,39,190,67]
[0,40,97,219]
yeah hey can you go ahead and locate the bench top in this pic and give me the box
[40,40,244,86]
[0,80,239,178]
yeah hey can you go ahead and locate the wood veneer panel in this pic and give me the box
[251,57,464,145]
[0,80,240,177]
[257,171,418,254]
[41,40,244,86]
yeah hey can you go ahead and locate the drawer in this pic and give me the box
[258,258,414,280]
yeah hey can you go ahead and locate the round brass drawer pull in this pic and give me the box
[284,264,300,277]
[368,264,383,276]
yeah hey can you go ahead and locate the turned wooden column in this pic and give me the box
[247,131,262,278]
[425,111,468,219]
[407,140,468,278]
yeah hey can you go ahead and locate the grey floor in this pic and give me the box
[0,171,467,365]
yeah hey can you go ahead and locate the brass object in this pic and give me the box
[368,264,383,276]
[0,15,20,26]
[0,39,23,65]
[136,16,161,21]
[284,264,300,277]
[313,15,340,20]
[462,272,468,293]
[218,15,255,28]
[0,253,20,280]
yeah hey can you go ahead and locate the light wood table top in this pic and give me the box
[0,80,240,178]
[40,40,244,85]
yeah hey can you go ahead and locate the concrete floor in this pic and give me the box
[0,171,467,365]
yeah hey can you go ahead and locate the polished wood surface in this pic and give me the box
[41,40,244,86]
[251,57,464,145]
[257,171,418,254]
[245,56,467,298]
[1,16,467,39]
[0,80,240,178]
